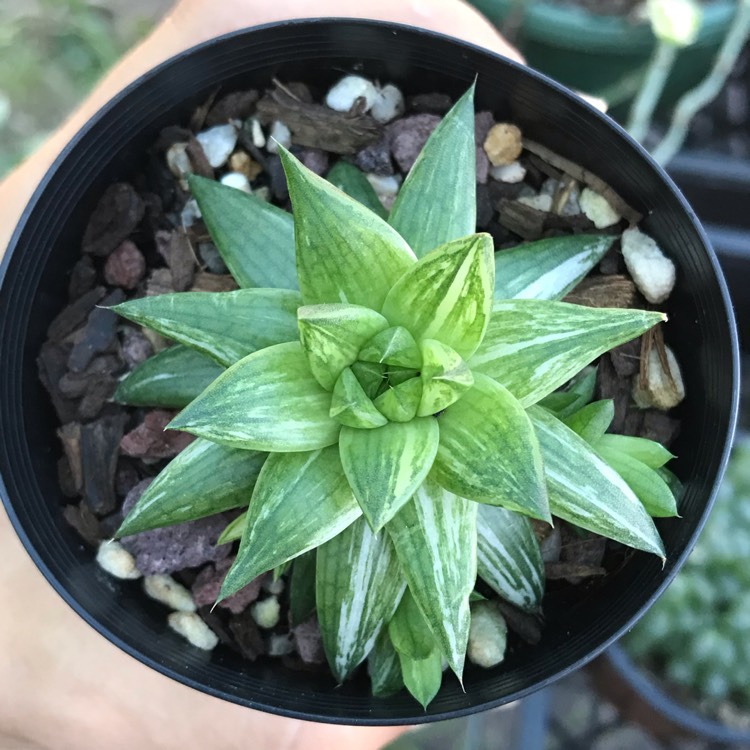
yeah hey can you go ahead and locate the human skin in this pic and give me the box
[0,2,520,749]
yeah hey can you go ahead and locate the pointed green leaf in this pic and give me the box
[220,446,361,599]
[596,434,675,468]
[170,342,340,451]
[326,161,388,219]
[217,510,246,545]
[529,406,665,557]
[387,477,477,679]
[290,551,317,627]
[387,367,420,386]
[339,418,440,531]
[470,300,665,406]
[317,518,406,681]
[388,85,476,258]
[476,504,544,613]
[117,439,264,536]
[298,303,389,390]
[330,368,388,428]
[400,649,443,710]
[434,373,550,521]
[368,629,405,697]
[279,146,416,308]
[351,361,386,398]
[373,378,423,423]
[388,588,436,660]
[494,235,615,300]
[418,339,473,416]
[564,400,615,444]
[538,367,597,418]
[114,289,302,367]
[359,326,422,369]
[381,233,495,360]
[114,345,224,409]
[189,174,297,290]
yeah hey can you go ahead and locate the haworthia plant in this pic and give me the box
[114,85,680,708]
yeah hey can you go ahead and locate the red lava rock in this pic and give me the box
[82,183,145,257]
[120,409,194,459]
[192,557,264,614]
[293,615,326,664]
[386,114,441,172]
[104,241,146,289]
[68,256,98,300]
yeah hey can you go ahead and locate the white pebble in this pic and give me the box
[490,161,527,184]
[468,601,508,668]
[96,540,141,580]
[371,83,405,124]
[366,173,401,211]
[518,194,553,212]
[166,142,191,179]
[263,575,285,595]
[180,198,202,229]
[249,118,266,149]
[621,226,676,304]
[325,75,379,113]
[579,187,622,229]
[266,120,292,153]
[633,345,686,410]
[196,124,238,168]
[168,611,219,650]
[143,574,196,612]
[251,597,280,629]
[220,172,252,193]
[268,633,295,656]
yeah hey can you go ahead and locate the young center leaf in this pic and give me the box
[330,368,388,429]
[418,339,474,416]
[359,326,422,369]
[326,161,388,219]
[373,377,423,423]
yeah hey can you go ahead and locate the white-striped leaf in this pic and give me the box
[387,477,477,679]
[373,377,422,423]
[418,338,473,417]
[399,648,443,710]
[476,504,544,613]
[170,342,340,451]
[469,300,665,407]
[326,161,387,219]
[297,303,389,390]
[219,446,361,600]
[330,368,388,429]
[563,400,614,444]
[290,551,317,627]
[388,85,476,258]
[368,629,404,697]
[189,175,297,290]
[434,373,550,521]
[381,233,495,360]
[528,406,665,557]
[494,235,615,301]
[596,434,675,468]
[279,146,416,309]
[114,289,302,367]
[339,418,440,531]
[359,326,422,369]
[118,439,264,536]
[316,518,406,681]
[114,345,224,408]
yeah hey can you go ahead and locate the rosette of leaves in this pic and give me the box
[114,85,676,708]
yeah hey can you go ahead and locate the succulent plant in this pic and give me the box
[114,86,677,707]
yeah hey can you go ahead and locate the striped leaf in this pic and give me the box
[118,439,264,536]
[290,551,317,627]
[297,303,389,390]
[359,326,422,369]
[388,477,477,679]
[476,504,545,613]
[434,373,550,521]
[326,161,387,219]
[189,174,297,290]
[114,289,302,367]
[494,235,615,301]
[170,342,341,452]
[330,368,388,429]
[217,510,246,544]
[114,345,224,408]
[381,233,495,360]
[279,146,416,309]
[368,629,405,697]
[339,418,440,531]
[563,400,614,444]
[529,406,665,557]
[373,377,422,423]
[596,434,675,468]
[469,300,665,407]
[418,339,473,417]
[399,648,443,710]
[388,85,476,258]
[317,518,406,681]
[219,446,361,600]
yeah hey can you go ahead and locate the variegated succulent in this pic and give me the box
[114,86,678,708]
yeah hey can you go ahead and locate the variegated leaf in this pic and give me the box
[399,648,443,710]
[114,289,302,367]
[368,629,404,697]
[326,161,388,219]
[388,85,476,258]
[169,342,341,452]
[476,504,545,612]
[381,233,495,360]
[189,175,297,290]
[339,418,440,531]
[317,518,406,681]
[330,368,388,429]
[434,373,550,521]
[596,434,675,468]
[373,377,422,423]
[470,300,665,406]
[219,446,361,600]
[290,550,317,627]
[279,146,416,309]
[359,326,422,369]
[418,338,473,416]
[563,399,614,444]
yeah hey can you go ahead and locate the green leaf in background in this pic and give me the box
[188,175,298,290]
[494,235,615,301]
[117,439,264,537]
[217,510,246,545]
[317,518,405,681]
[326,161,388,219]
[563,399,615,444]
[470,300,665,406]
[476,504,545,613]
[373,377,423,423]
[279,146,416,309]
[538,367,597,419]
[114,345,224,409]
[418,339,474,416]
[388,85,476,258]
[359,326,422,369]
[381,233,494,360]
[434,373,550,521]
[400,648,443,710]
[170,342,341,451]
[219,446,361,600]
[113,289,302,367]
[330,368,388,429]
[368,629,405,697]
[388,588,436,661]
[596,434,675,468]
[290,550,317,627]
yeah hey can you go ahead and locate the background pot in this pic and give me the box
[0,18,739,725]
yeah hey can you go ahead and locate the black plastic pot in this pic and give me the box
[0,19,740,725]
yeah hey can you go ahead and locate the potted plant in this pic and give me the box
[0,19,738,724]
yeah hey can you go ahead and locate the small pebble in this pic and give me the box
[518,194,553,212]
[267,120,292,153]
[621,226,676,304]
[366,173,401,211]
[293,616,326,664]
[96,540,141,580]
[121,328,153,368]
[144,574,196,612]
[198,242,229,274]
[103,240,146,289]
[180,198,202,229]
[168,611,219,650]
[268,633,295,657]
[251,597,280,629]
[483,123,523,166]
[219,172,251,193]
[468,601,508,668]
[579,187,622,229]
[298,148,329,176]
[249,118,266,149]
[263,575,285,596]
[229,151,263,181]
[355,136,393,176]
[325,75,379,113]
[633,345,686,411]
[490,161,527,184]
[166,143,191,180]
[387,114,441,172]
[371,83,405,124]
[196,124,238,168]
